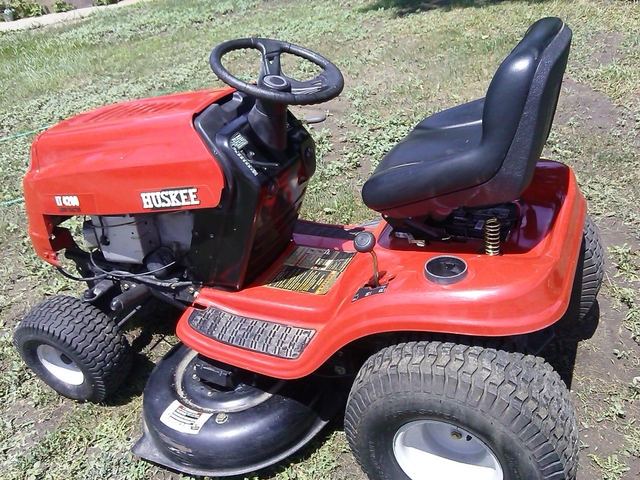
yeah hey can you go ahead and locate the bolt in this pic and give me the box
[450,430,463,440]
[334,366,346,375]
[305,147,314,162]
[207,391,213,397]
[192,374,198,380]
[215,413,228,424]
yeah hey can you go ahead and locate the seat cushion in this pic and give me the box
[361,17,571,219]
[362,99,488,215]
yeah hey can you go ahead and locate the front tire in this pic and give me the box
[14,295,132,402]
[345,341,578,480]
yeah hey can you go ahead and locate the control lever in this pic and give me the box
[353,231,379,287]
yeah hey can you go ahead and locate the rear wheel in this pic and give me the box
[345,341,578,480]
[578,215,604,319]
[556,215,604,330]
[14,295,132,402]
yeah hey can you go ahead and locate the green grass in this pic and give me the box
[1,0,640,478]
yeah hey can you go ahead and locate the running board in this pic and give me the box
[187,306,316,360]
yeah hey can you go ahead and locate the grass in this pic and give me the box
[0,0,639,478]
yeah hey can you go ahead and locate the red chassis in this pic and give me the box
[22,89,585,381]
[178,160,585,379]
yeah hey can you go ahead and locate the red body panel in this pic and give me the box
[23,88,235,264]
[177,160,586,379]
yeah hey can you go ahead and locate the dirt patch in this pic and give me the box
[333,451,367,480]
[590,31,623,67]
[557,79,620,131]
[568,218,640,479]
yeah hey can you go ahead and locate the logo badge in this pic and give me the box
[54,195,80,207]
[54,195,81,212]
[140,188,200,210]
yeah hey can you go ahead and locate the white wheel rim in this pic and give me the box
[393,420,504,480]
[36,344,85,386]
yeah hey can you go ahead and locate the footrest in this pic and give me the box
[188,307,316,360]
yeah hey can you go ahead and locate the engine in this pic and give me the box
[82,212,194,272]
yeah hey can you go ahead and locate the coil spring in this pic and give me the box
[484,217,501,256]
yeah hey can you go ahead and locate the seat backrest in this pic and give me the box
[360,18,572,219]
[477,17,572,203]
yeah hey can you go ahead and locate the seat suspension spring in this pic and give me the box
[484,217,502,256]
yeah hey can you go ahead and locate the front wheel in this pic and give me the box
[345,341,578,480]
[14,295,132,402]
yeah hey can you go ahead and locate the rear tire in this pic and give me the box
[556,215,604,331]
[578,215,604,319]
[345,341,578,480]
[14,295,132,402]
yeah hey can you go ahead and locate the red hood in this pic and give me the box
[25,88,234,217]
[33,89,228,170]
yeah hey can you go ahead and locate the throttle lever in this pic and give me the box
[353,231,379,288]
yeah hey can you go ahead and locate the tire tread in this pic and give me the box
[345,341,578,480]
[14,295,132,402]
[580,216,604,318]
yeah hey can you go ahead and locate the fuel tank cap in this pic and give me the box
[424,255,468,285]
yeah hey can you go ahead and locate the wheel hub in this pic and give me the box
[36,344,84,386]
[393,420,504,480]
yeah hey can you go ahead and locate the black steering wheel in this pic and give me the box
[209,38,344,106]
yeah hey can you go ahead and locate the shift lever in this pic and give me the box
[354,232,379,287]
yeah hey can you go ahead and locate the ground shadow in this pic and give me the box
[105,353,157,407]
[104,300,182,407]
[360,0,548,16]
[225,414,348,480]
[541,301,600,389]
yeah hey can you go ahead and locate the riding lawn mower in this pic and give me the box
[15,16,603,480]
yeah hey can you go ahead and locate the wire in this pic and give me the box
[0,126,51,143]
[56,266,108,282]
[0,197,24,207]
[88,250,177,278]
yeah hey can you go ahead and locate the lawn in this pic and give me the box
[1,0,639,478]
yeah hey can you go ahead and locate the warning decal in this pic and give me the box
[159,400,213,435]
[266,246,355,294]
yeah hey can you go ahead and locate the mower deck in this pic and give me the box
[178,160,586,379]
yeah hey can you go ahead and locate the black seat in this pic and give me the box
[362,17,572,218]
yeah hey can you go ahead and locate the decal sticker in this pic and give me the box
[159,400,213,435]
[230,133,259,177]
[230,132,249,150]
[352,283,388,302]
[265,246,355,294]
[53,195,81,213]
[140,187,200,209]
[55,195,80,207]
